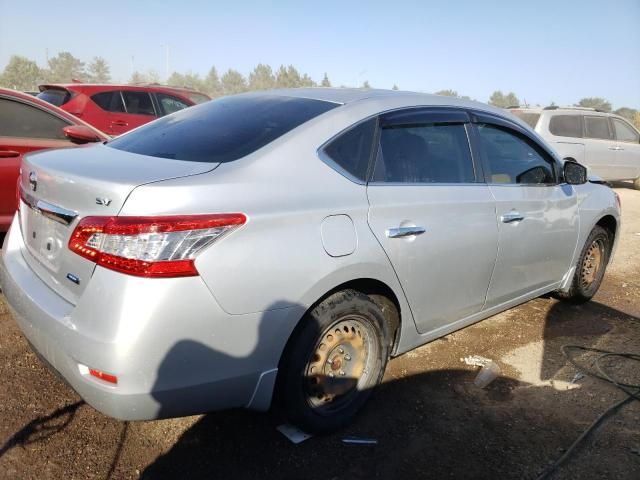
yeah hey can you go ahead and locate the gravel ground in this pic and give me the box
[0,185,638,480]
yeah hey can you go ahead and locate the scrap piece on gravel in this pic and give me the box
[571,372,586,384]
[276,424,312,444]
[463,355,501,388]
[342,437,378,445]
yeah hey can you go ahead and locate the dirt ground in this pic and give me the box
[0,184,638,480]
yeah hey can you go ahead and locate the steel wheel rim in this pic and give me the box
[580,239,604,289]
[303,316,377,414]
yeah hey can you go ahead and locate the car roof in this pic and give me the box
[0,87,109,139]
[39,83,210,97]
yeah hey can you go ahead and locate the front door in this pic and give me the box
[366,108,498,334]
[471,117,579,309]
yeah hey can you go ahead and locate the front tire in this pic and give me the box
[277,290,390,433]
[554,225,611,303]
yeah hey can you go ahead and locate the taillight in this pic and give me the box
[68,214,246,278]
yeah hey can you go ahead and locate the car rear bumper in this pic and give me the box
[0,216,302,420]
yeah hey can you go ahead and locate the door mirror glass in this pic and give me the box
[63,125,102,144]
[563,159,587,185]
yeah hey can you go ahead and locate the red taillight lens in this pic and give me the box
[68,214,246,278]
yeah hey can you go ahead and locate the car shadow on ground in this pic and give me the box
[137,300,639,480]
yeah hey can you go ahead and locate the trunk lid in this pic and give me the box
[18,144,217,304]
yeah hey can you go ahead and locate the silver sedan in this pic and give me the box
[0,89,620,433]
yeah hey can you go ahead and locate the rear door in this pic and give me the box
[117,91,157,134]
[470,112,579,308]
[366,108,498,334]
[583,114,617,180]
[0,96,72,229]
[611,117,640,180]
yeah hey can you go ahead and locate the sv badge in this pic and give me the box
[96,197,112,206]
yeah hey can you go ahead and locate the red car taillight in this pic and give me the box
[68,214,246,278]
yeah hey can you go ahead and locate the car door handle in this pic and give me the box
[608,146,622,151]
[111,120,128,126]
[0,150,20,158]
[500,212,525,223]
[386,226,426,238]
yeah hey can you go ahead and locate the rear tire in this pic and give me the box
[553,226,611,303]
[277,290,390,433]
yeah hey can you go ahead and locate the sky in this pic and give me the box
[1,0,639,109]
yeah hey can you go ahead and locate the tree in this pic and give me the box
[46,51,86,83]
[129,70,160,84]
[435,89,458,97]
[248,64,275,91]
[204,66,222,97]
[576,97,611,112]
[489,90,519,108]
[300,73,315,87]
[614,107,637,121]
[221,69,247,95]
[361,80,371,89]
[275,65,302,88]
[392,84,399,90]
[86,57,111,83]
[0,55,43,91]
[320,73,331,87]
[167,71,204,91]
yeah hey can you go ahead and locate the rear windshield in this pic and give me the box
[37,88,71,107]
[107,95,339,162]
[185,92,211,104]
[510,110,541,129]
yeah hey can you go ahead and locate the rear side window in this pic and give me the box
[549,115,582,138]
[323,119,376,181]
[108,95,339,163]
[122,91,155,116]
[0,98,69,139]
[584,116,612,140]
[156,93,189,116]
[91,91,125,113]
[510,111,540,129]
[373,123,475,183]
[612,118,639,143]
[185,92,210,104]
[36,89,71,107]
[475,124,556,184]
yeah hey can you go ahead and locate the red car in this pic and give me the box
[37,83,211,135]
[0,88,108,232]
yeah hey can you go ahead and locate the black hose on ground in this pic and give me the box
[535,345,640,480]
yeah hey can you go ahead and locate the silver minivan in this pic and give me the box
[510,106,640,188]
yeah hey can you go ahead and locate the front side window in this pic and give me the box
[121,91,155,116]
[373,123,475,183]
[108,95,339,163]
[612,118,639,143]
[156,93,189,116]
[476,123,556,185]
[584,116,612,140]
[549,114,582,138]
[91,91,125,113]
[0,98,69,139]
[323,119,376,182]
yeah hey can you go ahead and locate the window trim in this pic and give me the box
[0,95,72,140]
[583,114,613,141]
[468,112,560,186]
[611,117,640,143]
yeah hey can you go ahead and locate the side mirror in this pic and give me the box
[63,125,102,144]
[563,158,587,185]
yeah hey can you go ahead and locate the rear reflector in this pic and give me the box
[89,368,118,384]
[69,214,246,277]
